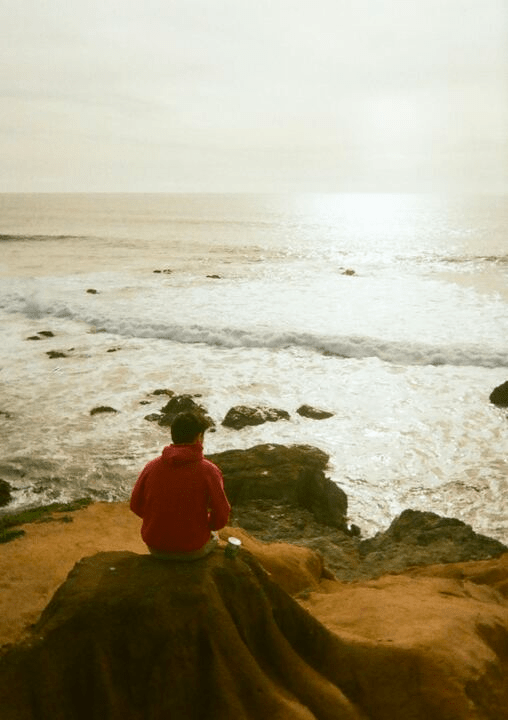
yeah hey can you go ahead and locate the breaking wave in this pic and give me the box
[2,291,507,369]
[120,324,508,368]
[138,324,508,368]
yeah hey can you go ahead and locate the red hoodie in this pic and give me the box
[130,442,231,553]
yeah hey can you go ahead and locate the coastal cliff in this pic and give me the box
[0,444,507,718]
[0,502,507,719]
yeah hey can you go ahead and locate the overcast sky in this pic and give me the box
[1,0,507,192]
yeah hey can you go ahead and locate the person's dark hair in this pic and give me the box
[170,411,208,444]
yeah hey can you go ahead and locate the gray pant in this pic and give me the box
[148,532,218,561]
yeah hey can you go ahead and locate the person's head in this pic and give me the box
[170,411,208,445]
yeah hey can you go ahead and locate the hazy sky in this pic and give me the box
[1,0,507,192]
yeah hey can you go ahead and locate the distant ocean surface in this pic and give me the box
[0,193,507,542]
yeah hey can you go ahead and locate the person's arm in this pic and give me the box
[130,466,148,518]
[206,466,231,530]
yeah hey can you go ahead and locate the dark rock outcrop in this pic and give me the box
[90,406,118,416]
[46,350,68,359]
[86,288,98,294]
[296,405,334,420]
[209,444,348,532]
[206,445,507,580]
[144,413,161,422]
[222,405,290,429]
[27,331,54,340]
[251,505,508,582]
[358,509,507,571]
[157,394,214,428]
[0,550,364,720]
[490,381,508,407]
[0,479,12,507]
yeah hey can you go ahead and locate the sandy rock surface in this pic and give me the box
[0,502,326,648]
[1,502,507,719]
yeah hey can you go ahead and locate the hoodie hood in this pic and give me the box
[161,442,204,466]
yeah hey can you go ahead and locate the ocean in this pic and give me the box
[0,192,507,542]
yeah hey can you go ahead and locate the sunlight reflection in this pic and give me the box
[301,193,425,239]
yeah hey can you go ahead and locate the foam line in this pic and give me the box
[3,292,506,368]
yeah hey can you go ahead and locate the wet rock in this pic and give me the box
[90,406,118,416]
[144,413,162,422]
[224,499,361,579]
[296,404,334,420]
[234,504,508,582]
[231,498,348,538]
[0,479,12,507]
[357,509,507,576]
[27,331,54,340]
[207,446,507,580]
[490,380,508,407]
[222,405,290,429]
[209,443,348,532]
[157,394,214,428]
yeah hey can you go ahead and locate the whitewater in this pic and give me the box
[0,193,507,543]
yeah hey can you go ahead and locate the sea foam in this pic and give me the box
[2,289,506,368]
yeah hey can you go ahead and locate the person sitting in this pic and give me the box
[130,411,231,560]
